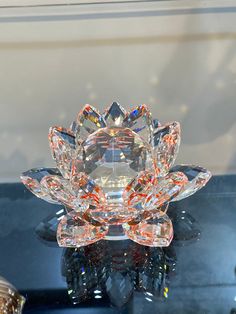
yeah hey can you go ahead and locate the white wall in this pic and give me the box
[0,0,236,181]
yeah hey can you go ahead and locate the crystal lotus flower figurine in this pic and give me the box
[21,102,211,248]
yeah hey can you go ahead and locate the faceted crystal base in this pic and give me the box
[104,225,129,241]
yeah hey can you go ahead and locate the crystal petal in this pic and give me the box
[41,175,87,212]
[103,102,127,127]
[123,171,156,208]
[70,172,106,206]
[123,104,153,143]
[153,121,180,176]
[75,105,106,140]
[57,214,108,247]
[153,118,161,129]
[123,214,173,247]
[144,171,188,210]
[69,120,77,134]
[21,168,61,204]
[49,126,76,179]
[170,165,212,201]
[127,204,169,225]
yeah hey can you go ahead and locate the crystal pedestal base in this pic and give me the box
[104,225,129,241]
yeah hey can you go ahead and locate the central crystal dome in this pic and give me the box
[76,127,154,205]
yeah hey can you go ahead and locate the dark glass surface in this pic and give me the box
[0,175,236,314]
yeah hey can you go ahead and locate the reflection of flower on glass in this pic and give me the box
[21,102,211,247]
[62,241,176,307]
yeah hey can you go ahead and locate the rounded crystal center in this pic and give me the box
[78,127,154,204]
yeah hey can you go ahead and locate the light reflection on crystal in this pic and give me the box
[70,172,106,206]
[72,127,154,224]
[57,215,108,247]
[69,120,77,134]
[40,175,87,212]
[168,205,201,245]
[127,203,169,225]
[75,127,154,190]
[170,165,212,201]
[103,102,127,127]
[61,240,176,307]
[123,104,153,143]
[123,171,156,208]
[49,126,76,179]
[153,122,181,176]
[143,172,188,210]
[35,204,202,307]
[75,105,106,140]
[138,246,176,299]
[37,205,200,247]
[88,203,138,225]
[21,168,61,204]
[153,118,161,129]
[106,272,133,307]
[123,214,173,247]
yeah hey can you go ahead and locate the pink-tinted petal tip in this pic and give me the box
[57,214,108,247]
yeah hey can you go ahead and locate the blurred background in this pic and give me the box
[0,0,235,181]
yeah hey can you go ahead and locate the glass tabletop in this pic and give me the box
[0,175,236,314]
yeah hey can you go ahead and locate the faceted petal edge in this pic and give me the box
[123,170,156,208]
[70,172,106,206]
[75,104,106,140]
[170,165,212,201]
[153,121,181,176]
[21,168,61,204]
[49,126,76,179]
[57,214,108,247]
[143,171,188,210]
[123,214,173,247]
[103,102,127,127]
[123,104,153,143]
[40,175,88,212]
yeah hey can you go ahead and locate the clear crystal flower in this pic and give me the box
[21,102,211,247]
